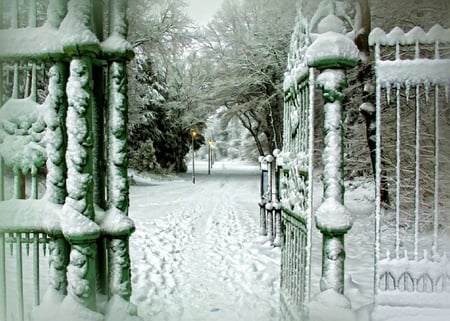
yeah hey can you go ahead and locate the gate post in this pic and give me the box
[273,149,282,247]
[265,155,275,244]
[258,156,268,236]
[305,14,359,313]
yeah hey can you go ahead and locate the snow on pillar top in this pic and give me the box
[101,0,134,60]
[45,0,68,29]
[305,30,360,69]
[58,0,100,56]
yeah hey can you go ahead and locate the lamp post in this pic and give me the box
[208,139,211,175]
[207,138,215,175]
[191,129,197,184]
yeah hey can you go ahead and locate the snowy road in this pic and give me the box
[129,161,281,321]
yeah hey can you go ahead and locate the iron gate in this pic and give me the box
[371,24,450,318]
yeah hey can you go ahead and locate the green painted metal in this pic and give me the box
[0,0,137,318]
[279,65,315,318]
[0,233,6,321]
[313,44,357,299]
[280,1,361,317]
[16,234,24,321]
[45,62,68,205]
[371,24,450,314]
[0,157,4,201]
[33,233,40,306]
[280,207,310,321]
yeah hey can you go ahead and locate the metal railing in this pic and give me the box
[0,231,52,321]
[372,24,450,310]
[280,208,310,320]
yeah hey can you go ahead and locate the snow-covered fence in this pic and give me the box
[0,1,139,320]
[258,154,283,246]
[278,66,315,319]
[0,231,55,321]
[371,24,450,317]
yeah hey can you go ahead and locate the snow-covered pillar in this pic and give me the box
[58,0,104,314]
[106,0,134,300]
[305,15,359,309]
[107,60,128,215]
[45,63,68,205]
[273,149,283,247]
[47,237,69,297]
[265,155,275,243]
[44,62,71,301]
[62,56,100,311]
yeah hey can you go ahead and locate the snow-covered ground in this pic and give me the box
[129,160,450,321]
[3,161,449,320]
[128,160,377,320]
[129,161,281,321]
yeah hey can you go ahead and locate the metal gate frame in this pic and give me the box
[371,24,450,315]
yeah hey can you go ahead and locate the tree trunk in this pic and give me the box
[237,113,265,156]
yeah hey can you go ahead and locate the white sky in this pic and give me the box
[186,0,224,26]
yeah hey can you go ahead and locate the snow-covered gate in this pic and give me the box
[371,24,450,319]
[278,1,360,319]
[278,65,315,320]
[0,1,139,320]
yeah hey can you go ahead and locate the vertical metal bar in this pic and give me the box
[286,224,291,296]
[33,232,40,306]
[298,227,304,305]
[299,86,304,147]
[292,226,297,303]
[12,63,19,98]
[30,63,37,101]
[14,172,21,199]
[0,156,4,201]
[16,233,24,321]
[0,61,3,106]
[306,68,315,303]
[414,85,421,261]
[11,0,18,27]
[29,0,37,27]
[301,227,307,307]
[374,41,382,297]
[11,0,19,99]
[395,83,401,259]
[28,0,38,101]
[291,226,296,301]
[302,84,307,149]
[0,232,6,321]
[31,171,38,199]
[433,85,440,253]
[0,0,3,30]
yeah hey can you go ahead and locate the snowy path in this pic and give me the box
[129,162,281,321]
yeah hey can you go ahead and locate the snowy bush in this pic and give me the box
[129,139,160,173]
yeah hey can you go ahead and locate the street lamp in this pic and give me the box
[191,129,197,184]
[207,138,215,175]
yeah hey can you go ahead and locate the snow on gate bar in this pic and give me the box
[371,24,450,319]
